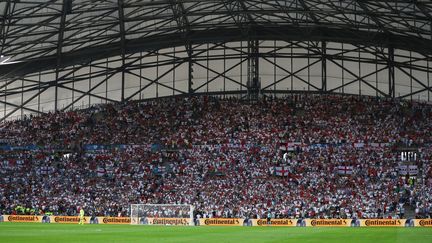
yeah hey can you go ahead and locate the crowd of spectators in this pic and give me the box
[0,94,431,219]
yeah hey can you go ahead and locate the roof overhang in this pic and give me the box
[1,25,432,79]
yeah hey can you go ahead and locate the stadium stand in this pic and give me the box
[0,95,431,220]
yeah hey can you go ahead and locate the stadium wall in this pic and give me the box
[1,215,432,227]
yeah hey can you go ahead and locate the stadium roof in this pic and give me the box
[0,0,432,121]
[1,0,432,77]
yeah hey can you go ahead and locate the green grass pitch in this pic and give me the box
[0,223,431,243]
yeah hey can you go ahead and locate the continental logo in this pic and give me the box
[8,215,39,222]
[102,217,130,224]
[256,219,294,226]
[310,219,347,227]
[150,218,189,225]
[204,218,240,225]
[54,216,83,223]
[418,219,432,227]
[364,219,402,226]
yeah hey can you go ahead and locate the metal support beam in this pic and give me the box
[188,44,193,95]
[356,0,389,35]
[322,41,327,92]
[222,1,243,32]
[388,46,395,98]
[192,58,248,92]
[118,0,126,102]
[169,0,193,94]
[415,1,432,21]
[414,1,432,40]
[0,99,43,115]
[298,0,319,23]
[222,0,253,36]
[0,86,50,122]
[247,39,260,100]
[261,57,322,91]
[325,57,389,97]
[54,0,68,111]
[238,0,254,23]
[125,61,185,101]
[3,25,432,80]
[0,0,12,55]
[327,65,388,94]
[395,65,432,95]
[169,0,191,38]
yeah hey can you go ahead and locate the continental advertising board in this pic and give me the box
[2,215,43,223]
[97,217,131,225]
[87,217,131,224]
[414,219,432,227]
[251,219,297,227]
[198,218,242,226]
[305,219,350,227]
[1,215,430,227]
[360,219,406,227]
[134,217,192,225]
[50,216,92,224]
[146,217,192,226]
[1,215,131,224]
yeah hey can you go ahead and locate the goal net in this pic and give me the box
[130,204,194,226]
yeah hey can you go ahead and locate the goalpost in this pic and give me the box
[130,204,194,226]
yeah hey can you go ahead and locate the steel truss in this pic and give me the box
[0,0,431,120]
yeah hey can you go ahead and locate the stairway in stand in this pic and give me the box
[404,205,416,219]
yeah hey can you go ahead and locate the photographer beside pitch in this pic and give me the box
[266,211,272,225]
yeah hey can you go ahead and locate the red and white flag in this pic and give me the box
[274,166,290,176]
[337,166,353,175]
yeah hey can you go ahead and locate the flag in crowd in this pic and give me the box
[337,166,353,175]
[39,166,54,175]
[96,167,106,177]
[270,166,290,177]
[399,165,418,175]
